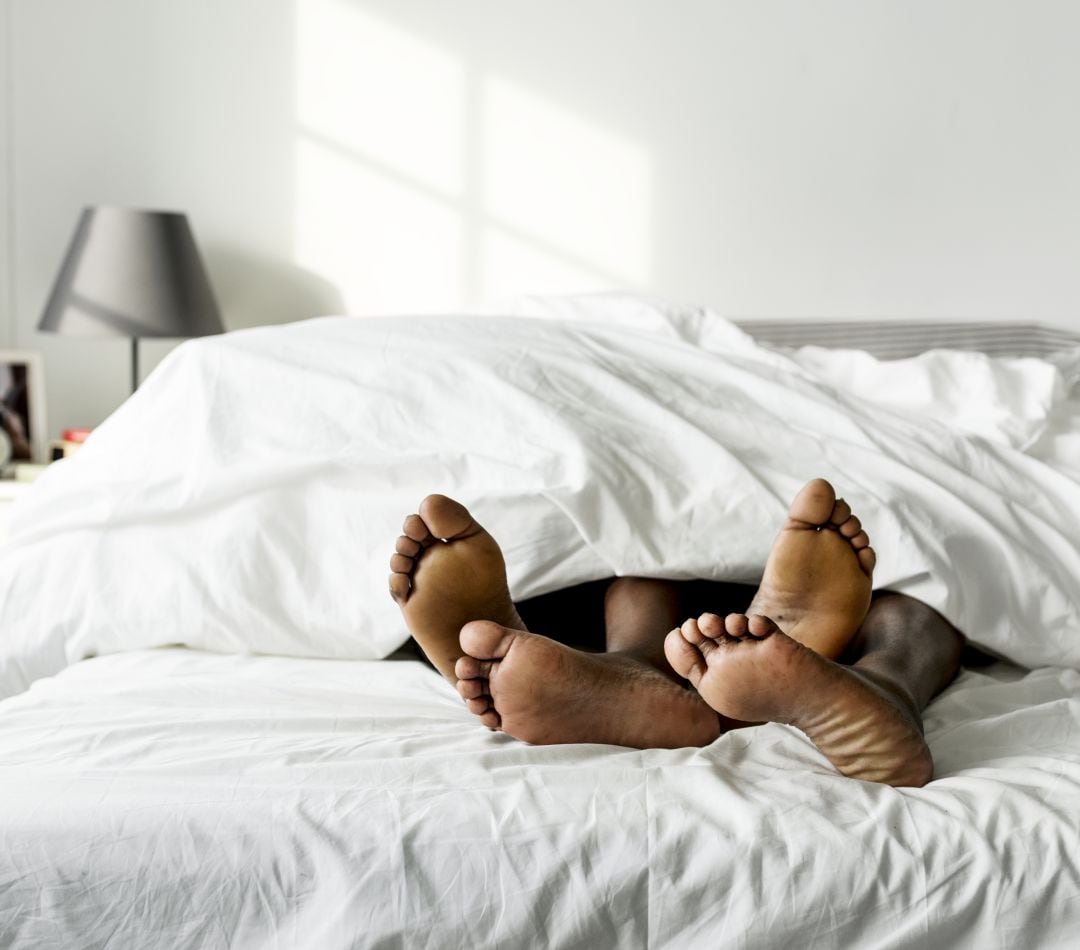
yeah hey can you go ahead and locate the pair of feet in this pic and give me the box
[388,479,933,787]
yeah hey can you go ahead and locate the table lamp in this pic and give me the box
[38,206,224,393]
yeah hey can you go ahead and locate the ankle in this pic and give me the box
[848,665,923,732]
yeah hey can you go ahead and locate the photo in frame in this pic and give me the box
[0,351,48,465]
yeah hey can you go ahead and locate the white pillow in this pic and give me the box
[494,292,762,353]
[789,345,1068,449]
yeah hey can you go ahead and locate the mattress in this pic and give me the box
[1,646,1078,949]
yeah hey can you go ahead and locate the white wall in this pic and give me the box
[1,2,11,347]
[3,0,1080,433]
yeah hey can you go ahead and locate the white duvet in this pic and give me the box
[3,296,1080,948]
[1,297,1079,699]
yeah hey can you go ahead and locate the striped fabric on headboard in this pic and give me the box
[734,320,1080,359]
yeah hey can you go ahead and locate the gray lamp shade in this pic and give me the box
[38,206,224,339]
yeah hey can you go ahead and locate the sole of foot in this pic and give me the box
[747,478,876,659]
[454,620,723,749]
[664,612,933,787]
[388,495,524,680]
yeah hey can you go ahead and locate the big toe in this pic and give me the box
[459,620,518,660]
[418,494,479,541]
[787,477,837,526]
[664,628,708,687]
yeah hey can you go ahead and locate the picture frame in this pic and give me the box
[0,350,48,465]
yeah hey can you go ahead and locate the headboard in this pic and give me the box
[734,320,1080,359]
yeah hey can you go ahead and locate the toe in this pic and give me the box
[664,629,708,687]
[787,477,837,526]
[478,710,501,729]
[467,659,495,679]
[389,553,413,574]
[455,655,485,679]
[466,696,494,716]
[679,617,707,645]
[388,572,410,603]
[457,678,487,700]
[858,546,876,575]
[402,513,433,544]
[459,620,518,660]
[698,612,725,639]
[849,530,870,549]
[418,494,479,541]
[829,498,852,525]
[724,613,750,638]
[395,535,421,557]
[746,614,779,638]
[838,516,862,539]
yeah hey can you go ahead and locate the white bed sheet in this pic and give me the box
[1,647,1078,949]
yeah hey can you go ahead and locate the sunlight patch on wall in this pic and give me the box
[295,139,462,312]
[296,0,463,195]
[482,77,651,286]
[481,230,612,301]
[294,0,652,313]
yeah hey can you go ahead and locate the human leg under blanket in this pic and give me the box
[390,478,872,684]
[388,480,965,784]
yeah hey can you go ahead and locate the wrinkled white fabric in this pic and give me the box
[2,298,1080,948]
[1028,387,1080,480]
[789,344,1072,450]
[0,647,1077,950]
[1,301,1080,702]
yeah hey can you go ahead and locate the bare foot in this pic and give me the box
[748,478,876,658]
[388,495,524,680]
[664,612,933,787]
[454,621,723,748]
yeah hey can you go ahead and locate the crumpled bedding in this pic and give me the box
[3,296,1080,948]
[2,298,1080,701]
[0,647,1077,950]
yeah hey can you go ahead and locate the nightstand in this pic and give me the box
[0,480,32,544]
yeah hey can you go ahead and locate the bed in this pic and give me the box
[1,295,1079,948]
